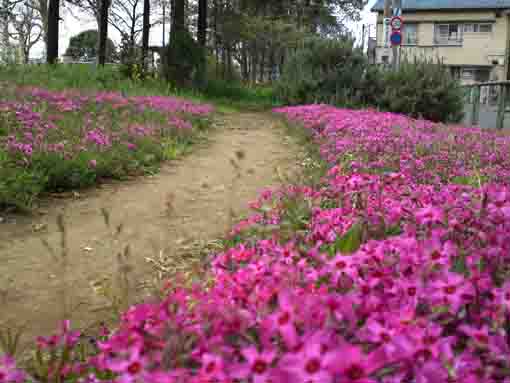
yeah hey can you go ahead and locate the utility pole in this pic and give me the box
[506,12,510,80]
[383,0,391,66]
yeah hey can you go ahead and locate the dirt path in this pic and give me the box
[0,112,301,343]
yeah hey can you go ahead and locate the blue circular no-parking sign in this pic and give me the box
[390,31,402,46]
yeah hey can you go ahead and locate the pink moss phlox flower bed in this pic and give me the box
[2,105,510,383]
[1,87,213,161]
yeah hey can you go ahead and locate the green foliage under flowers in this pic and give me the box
[275,37,464,123]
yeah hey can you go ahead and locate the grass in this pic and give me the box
[0,64,280,112]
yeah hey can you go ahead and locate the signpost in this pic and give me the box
[391,0,402,70]
[390,16,403,31]
[390,16,403,47]
[390,31,402,46]
[383,17,391,48]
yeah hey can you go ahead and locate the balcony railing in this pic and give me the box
[433,38,463,46]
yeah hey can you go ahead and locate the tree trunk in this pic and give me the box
[221,47,226,79]
[97,0,110,66]
[23,48,30,64]
[141,0,150,70]
[1,0,9,63]
[172,0,185,34]
[162,2,166,46]
[227,46,232,78]
[259,44,266,83]
[241,43,248,81]
[46,0,59,64]
[251,43,258,84]
[165,0,187,85]
[38,0,49,48]
[197,0,207,47]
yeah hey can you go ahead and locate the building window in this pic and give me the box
[463,23,493,33]
[479,23,493,33]
[403,24,418,45]
[461,69,475,80]
[435,24,462,44]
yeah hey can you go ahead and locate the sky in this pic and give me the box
[30,0,378,59]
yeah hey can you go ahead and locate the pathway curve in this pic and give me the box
[0,112,302,343]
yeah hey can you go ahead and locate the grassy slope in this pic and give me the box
[0,64,279,113]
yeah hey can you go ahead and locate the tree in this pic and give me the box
[67,0,162,63]
[164,0,202,86]
[172,0,185,34]
[65,29,116,61]
[197,0,207,47]
[46,0,59,64]
[0,0,23,63]
[9,1,43,63]
[141,0,150,70]
[158,0,365,87]
[26,0,48,48]
[66,0,101,26]
[97,0,110,65]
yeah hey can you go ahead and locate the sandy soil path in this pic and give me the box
[0,112,301,343]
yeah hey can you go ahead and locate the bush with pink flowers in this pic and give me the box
[2,105,510,383]
[0,85,213,210]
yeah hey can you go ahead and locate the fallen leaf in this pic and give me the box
[32,223,47,232]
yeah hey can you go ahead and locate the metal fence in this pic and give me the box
[462,81,510,129]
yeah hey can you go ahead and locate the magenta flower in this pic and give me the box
[231,347,276,383]
[266,291,299,348]
[280,337,334,383]
[323,343,386,383]
[430,272,474,312]
[198,354,227,381]
[0,356,26,383]
[414,205,444,225]
[494,281,510,312]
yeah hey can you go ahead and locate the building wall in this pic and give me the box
[374,10,509,80]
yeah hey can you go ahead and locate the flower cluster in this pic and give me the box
[0,85,213,208]
[3,105,510,383]
[0,87,213,161]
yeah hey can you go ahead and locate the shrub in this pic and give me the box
[162,30,205,88]
[274,36,464,123]
[375,57,465,123]
[274,36,367,106]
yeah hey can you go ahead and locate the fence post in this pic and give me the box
[497,84,507,130]
[471,85,480,126]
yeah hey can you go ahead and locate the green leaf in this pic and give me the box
[334,222,363,254]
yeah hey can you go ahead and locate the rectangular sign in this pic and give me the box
[383,18,391,48]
